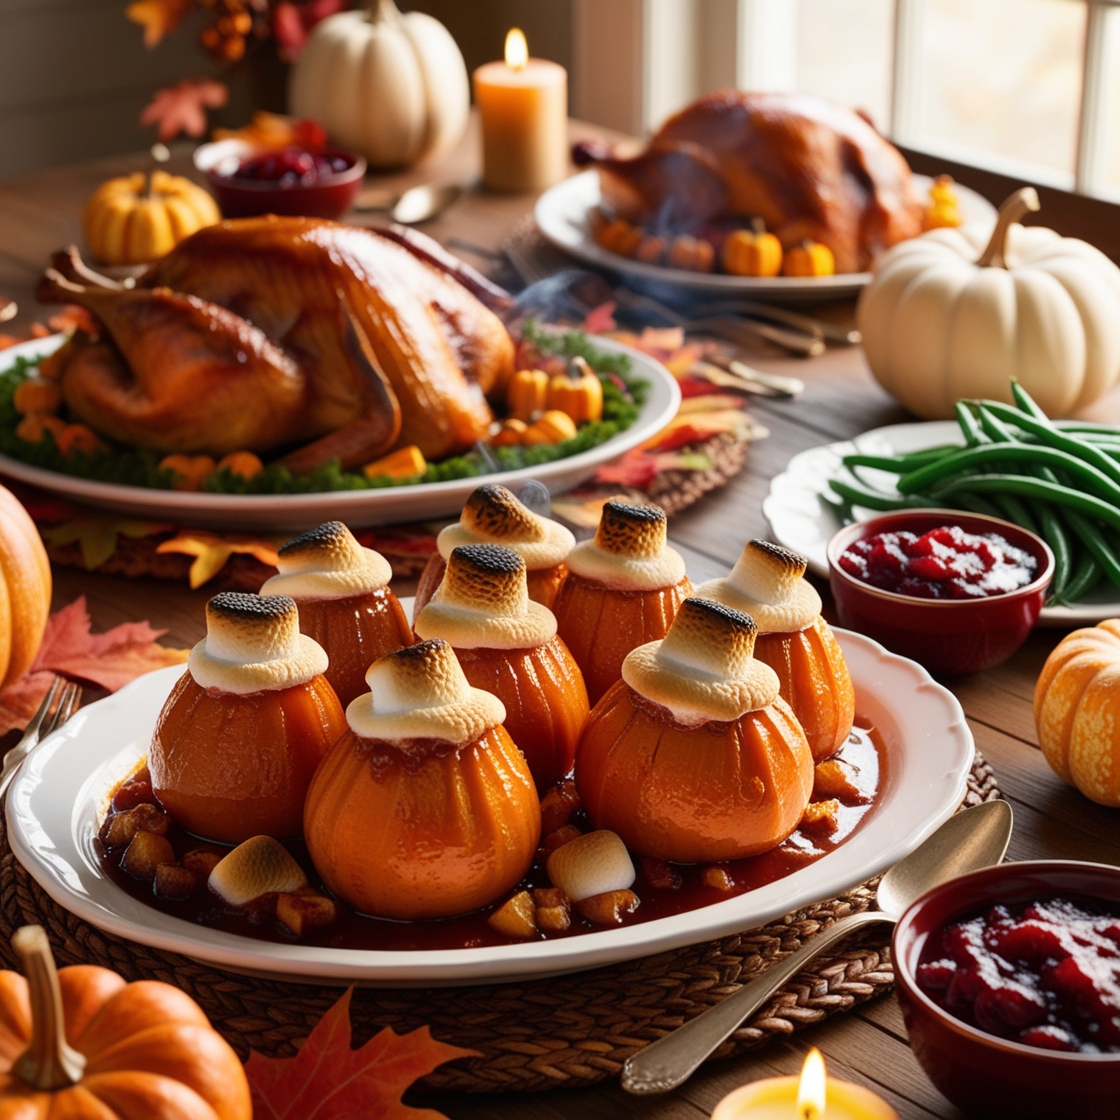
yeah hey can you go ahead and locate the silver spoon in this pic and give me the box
[621,798,1014,1095]
[353,183,462,224]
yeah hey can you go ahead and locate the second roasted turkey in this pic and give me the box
[36,217,516,470]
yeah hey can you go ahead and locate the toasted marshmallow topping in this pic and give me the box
[415,544,557,650]
[566,500,687,591]
[261,521,393,601]
[623,598,780,724]
[347,637,506,743]
[209,835,308,906]
[438,484,574,570]
[695,540,821,633]
[188,593,328,694]
[546,831,636,902]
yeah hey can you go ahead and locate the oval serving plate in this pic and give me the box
[0,334,680,532]
[7,627,973,987]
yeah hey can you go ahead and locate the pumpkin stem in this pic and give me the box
[11,926,85,1091]
[976,187,1040,269]
[366,0,401,22]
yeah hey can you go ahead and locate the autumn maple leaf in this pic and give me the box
[139,78,229,141]
[126,0,195,48]
[246,989,477,1120]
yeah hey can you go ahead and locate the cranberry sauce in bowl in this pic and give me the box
[227,148,358,187]
[827,510,1053,676]
[838,525,1037,600]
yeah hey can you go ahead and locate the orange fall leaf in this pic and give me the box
[126,0,195,48]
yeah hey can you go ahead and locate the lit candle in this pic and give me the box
[472,28,568,192]
[711,1049,899,1120]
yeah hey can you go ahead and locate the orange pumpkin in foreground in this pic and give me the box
[305,639,541,920]
[0,484,52,691]
[1035,619,1120,806]
[576,599,814,862]
[150,593,345,843]
[414,543,588,790]
[553,500,692,705]
[0,925,250,1120]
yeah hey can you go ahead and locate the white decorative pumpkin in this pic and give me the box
[289,0,469,169]
[857,188,1120,418]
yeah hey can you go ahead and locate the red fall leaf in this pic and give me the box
[140,78,229,141]
[245,989,477,1120]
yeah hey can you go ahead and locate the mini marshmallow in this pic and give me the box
[346,638,506,743]
[188,592,328,694]
[546,830,636,902]
[261,521,393,601]
[414,544,557,650]
[566,500,687,591]
[695,540,821,634]
[623,598,780,724]
[208,835,308,906]
[438,484,574,570]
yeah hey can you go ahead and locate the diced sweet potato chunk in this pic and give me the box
[532,887,571,932]
[801,799,841,834]
[277,891,339,937]
[539,779,582,834]
[541,824,582,855]
[153,863,197,901]
[701,867,735,891]
[488,890,537,939]
[640,857,682,890]
[120,830,175,880]
[182,849,223,877]
[576,889,640,926]
[111,769,155,812]
[813,759,864,803]
[100,803,169,848]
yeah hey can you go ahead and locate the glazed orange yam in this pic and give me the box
[150,672,345,844]
[576,683,813,862]
[296,589,413,708]
[753,616,855,760]
[456,636,589,790]
[304,724,541,920]
[553,573,692,705]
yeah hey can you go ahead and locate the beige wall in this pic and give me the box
[0,0,573,182]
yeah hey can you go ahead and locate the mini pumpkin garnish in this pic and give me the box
[414,483,574,615]
[782,239,836,277]
[667,234,715,272]
[722,219,783,277]
[361,444,427,481]
[415,543,589,790]
[696,540,854,760]
[547,356,603,423]
[304,638,541,920]
[575,598,814,862]
[507,368,550,421]
[149,592,345,844]
[262,521,413,708]
[523,409,578,445]
[552,499,692,704]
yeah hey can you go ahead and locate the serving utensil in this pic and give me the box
[354,183,463,224]
[621,798,1014,1095]
[0,677,82,799]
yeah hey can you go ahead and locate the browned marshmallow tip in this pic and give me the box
[546,831,635,902]
[441,544,529,615]
[595,500,667,559]
[461,484,546,543]
[209,835,307,906]
[659,598,757,679]
[277,520,353,560]
[205,592,301,662]
[263,521,392,600]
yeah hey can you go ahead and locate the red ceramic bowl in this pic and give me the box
[207,148,366,220]
[893,860,1120,1120]
[827,510,1053,676]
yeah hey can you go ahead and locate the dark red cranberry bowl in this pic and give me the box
[893,860,1120,1120]
[204,142,366,220]
[827,509,1053,676]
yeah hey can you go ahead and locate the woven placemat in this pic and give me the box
[0,754,999,1093]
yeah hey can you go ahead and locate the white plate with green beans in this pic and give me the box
[765,382,1120,626]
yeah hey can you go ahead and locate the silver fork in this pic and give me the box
[0,677,82,798]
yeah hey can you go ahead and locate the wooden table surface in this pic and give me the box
[2,120,1119,1120]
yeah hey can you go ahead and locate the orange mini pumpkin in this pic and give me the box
[576,598,813,862]
[553,500,693,705]
[262,521,413,708]
[0,924,251,1120]
[1035,619,1120,806]
[415,543,589,790]
[0,483,52,691]
[304,638,541,920]
[414,484,574,615]
[150,593,345,844]
[696,540,854,760]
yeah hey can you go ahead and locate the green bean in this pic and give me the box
[970,402,1120,488]
[991,494,1038,535]
[841,449,957,474]
[926,474,1120,533]
[955,401,987,447]
[897,444,1120,506]
[827,479,931,511]
[1055,548,1102,605]
[1059,509,1120,589]
[976,405,1018,445]
[1030,500,1072,600]
[1010,379,1049,421]
[951,493,1003,518]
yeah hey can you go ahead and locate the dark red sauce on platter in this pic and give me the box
[97,723,886,952]
[839,525,1037,600]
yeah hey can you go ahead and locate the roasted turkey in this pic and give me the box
[576,91,924,273]
[36,217,516,470]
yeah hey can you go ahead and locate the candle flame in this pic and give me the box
[505,27,528,70]
[796,1048,827,1119]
